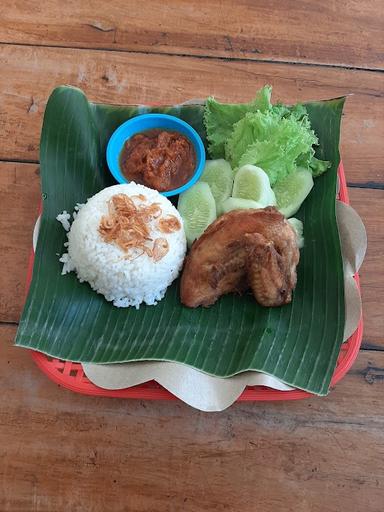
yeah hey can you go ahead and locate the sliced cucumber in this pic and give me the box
[178,182,216,247]
[221,197,264,214]
[288,218,304,249]
[200,159,234,210]
[232,165,276,206]
[273,168,314,218]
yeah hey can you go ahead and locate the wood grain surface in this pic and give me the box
[1,2,383,510]
[1,0,383,69]
[1,323,384,512]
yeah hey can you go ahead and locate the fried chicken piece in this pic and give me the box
[180,207,299,308]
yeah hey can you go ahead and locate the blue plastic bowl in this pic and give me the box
[106,114,206,197]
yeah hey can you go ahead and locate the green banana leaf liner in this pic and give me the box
[15,86,345,395]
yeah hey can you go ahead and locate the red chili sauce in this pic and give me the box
[119,129,196,192]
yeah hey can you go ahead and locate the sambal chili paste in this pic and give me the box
[120,129,196,192]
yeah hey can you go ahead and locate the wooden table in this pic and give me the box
[1,2,383,510]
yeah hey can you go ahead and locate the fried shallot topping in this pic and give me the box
[153,238,169,262]
[98,194,170,261]
[158,215,181,234]
[131,194,147,201]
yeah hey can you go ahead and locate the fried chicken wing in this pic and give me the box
[180,207,299,308]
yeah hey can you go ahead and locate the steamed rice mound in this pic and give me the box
[60,183,187,308]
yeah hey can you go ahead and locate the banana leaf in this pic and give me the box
[15,86,345,395]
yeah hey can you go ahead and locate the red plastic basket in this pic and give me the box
[27,162,362,401]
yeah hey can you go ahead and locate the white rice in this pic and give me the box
[58,183,187,308]
[72,203,85,220]
[56,210,71,231]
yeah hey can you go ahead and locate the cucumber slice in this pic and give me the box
[232,165,276,206]
[221,197,264,214]
[178,182,216,247]
[288,218,304,248]
[273,169,314,218]
[200,159,234,209]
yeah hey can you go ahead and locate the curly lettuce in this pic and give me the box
[204,85,272,158]
[204,86,330,185]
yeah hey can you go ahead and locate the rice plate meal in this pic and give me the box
[15,84,348,396]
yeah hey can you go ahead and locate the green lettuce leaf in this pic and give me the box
[309,156,331,176]
[204,85,272,158]
[204,86,331,183]
[296,151,330,176]
[224,110,282,167]
[232,114,318,184]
